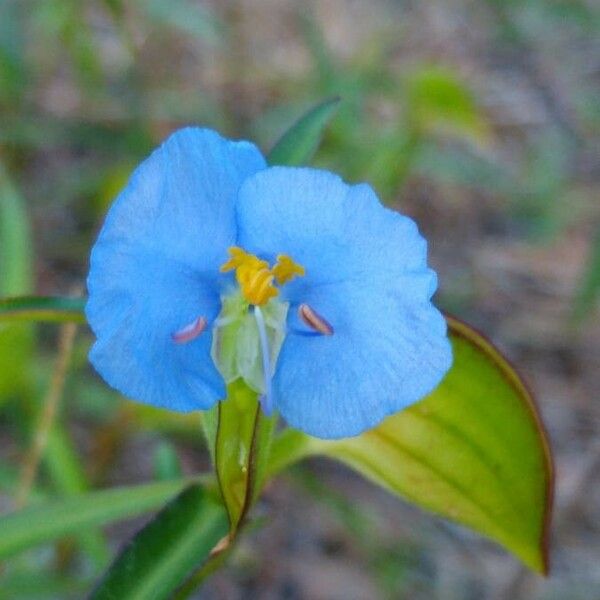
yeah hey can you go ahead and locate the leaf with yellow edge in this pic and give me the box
[267,316,553,574]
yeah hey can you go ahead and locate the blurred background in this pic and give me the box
[1,0,599,598]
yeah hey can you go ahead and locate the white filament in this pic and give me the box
[253,305,273,415]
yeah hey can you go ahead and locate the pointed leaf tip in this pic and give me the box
[267,96,341,166]
[267,315,554,574]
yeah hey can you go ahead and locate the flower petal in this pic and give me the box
[87,128,266,411]
[236,167,452,438]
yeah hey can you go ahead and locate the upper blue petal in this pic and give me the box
[86,128,266,411]
[236,167,452,438]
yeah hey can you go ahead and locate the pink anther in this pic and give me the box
[171,316,208,344]
[298,304,334,336]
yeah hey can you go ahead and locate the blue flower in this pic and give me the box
[86,127,452,439]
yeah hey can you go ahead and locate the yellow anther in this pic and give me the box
[220,246,304,306]
[220,247,268,273]
[272,254,305,285]
[244,269,279,305]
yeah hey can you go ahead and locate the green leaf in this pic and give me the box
[213,380,276,532]
[0,479,196,560]
[572,227,600,323]
[268,97,340,166]
[91,484,228,600]
[44,424,110,566]
[0,320,33,399]
[153,441,183,481]
[44,425,92,497]
[267,316,553,574]
[0,162,34,398]
[0,570,88,600]
[0,1,27,105]
[0,163,32,295]
[406,66,489,144]
[0,296,86,323]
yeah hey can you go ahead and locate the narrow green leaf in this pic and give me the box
[267,97,340,166]
[0,296,86,323]
[214,380,276,532]
[0,479,194,560]
[91,484,228,600]
[44,425,110,566]
[0,164,34,399]
[267,316,553,574]
[44,426,91,497]
[0,322,33,400]
[0,162,33,295]
[0,570,88,600]
[0,2,27,105]
[153,441,183,481]
[572,227,600,323]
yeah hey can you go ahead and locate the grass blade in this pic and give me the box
[268,97,340,166]
[0,479,194,560]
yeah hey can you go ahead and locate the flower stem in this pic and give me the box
[15,322,77,508]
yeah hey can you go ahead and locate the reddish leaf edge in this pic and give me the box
[445,313,554,576]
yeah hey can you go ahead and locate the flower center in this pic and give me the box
[220,246,304,305]
[208,247,304,414]
[174,247,332,416]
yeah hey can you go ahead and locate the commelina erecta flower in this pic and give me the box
[86,128,452,439]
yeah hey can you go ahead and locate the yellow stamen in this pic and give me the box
[220,247,268,273]
[220,246,304,306]
[238,263,279,305]
[272,254,305,285]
